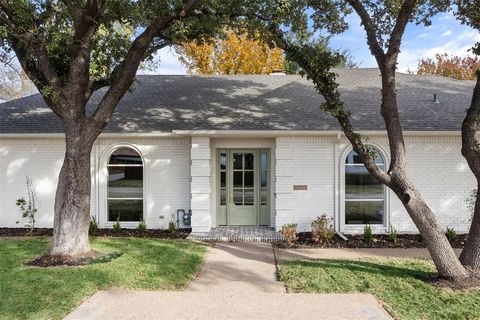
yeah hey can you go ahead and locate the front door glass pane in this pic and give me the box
[244,171,254,188]
[244,189,254,205]
[230,152,255,206]
[233,153,243,169]
[244,153,254,170]
[233,189,243,205]
[233,171,243,187]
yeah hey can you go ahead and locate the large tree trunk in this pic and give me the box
[50,122,95,257]
[460,76,480,271]
[380,66,469,281]
[460,185,480,270]
[390,176,470,280]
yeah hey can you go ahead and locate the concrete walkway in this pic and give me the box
[65,244,393,320]
[188,242,284,293]
[275,247,462,261]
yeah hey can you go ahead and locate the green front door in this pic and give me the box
[217,149,270,226]
[229,150,257,225]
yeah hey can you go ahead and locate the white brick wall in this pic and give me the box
[0,136,191,229]
[274,135,475,234]
[0,134,475,234]
[0,138,65,227]
[190,137,212,232]
[275,137,295,230]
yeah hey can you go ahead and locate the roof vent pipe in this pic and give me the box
[433,93,439,103]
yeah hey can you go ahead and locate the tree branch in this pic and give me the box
[64,0,103,106]
[270,27,391,185]
[386,0,417,64]
[346,0,386,68]
[0,1,62,95]
[90,0,198,130]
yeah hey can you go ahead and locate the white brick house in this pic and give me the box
[0,69,476,234]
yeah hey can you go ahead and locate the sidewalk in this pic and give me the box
[274,247,462,261]
[65,243,393,320]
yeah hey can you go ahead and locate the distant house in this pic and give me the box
[0,69,475,234]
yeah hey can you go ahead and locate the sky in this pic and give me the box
[153,11,479,75]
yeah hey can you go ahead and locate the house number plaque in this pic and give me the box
[293,185,308,191]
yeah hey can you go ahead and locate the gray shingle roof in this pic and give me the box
[0,68,475,134]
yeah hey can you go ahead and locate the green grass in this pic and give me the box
[0,237,208,320]
[278,259,480,320]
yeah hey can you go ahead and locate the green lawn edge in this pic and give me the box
[0,237,208,320]
[278,258,480,320]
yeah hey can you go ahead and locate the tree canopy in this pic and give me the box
[417,53,479,80]
[175,29,285,74]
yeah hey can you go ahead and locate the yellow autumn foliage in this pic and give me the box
[175,30,285,75]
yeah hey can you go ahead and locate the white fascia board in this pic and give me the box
[0,130,464,139]
[172,130,463,137]
[0,132,179,138]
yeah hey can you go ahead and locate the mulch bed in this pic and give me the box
[25,251,102,267]
[275,232,467,249]
[25,251,124,267]
[430,269,480,290]
[0,228,53,237]
[0,227,190,239]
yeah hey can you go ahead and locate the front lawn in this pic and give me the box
[278,259,480,320]
[0,237,207,320]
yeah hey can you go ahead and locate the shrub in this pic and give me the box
[311,214,335,243]
[138,220,147,234]
[15,176,37,235]
[168,221,177,233]
[446,227,457,242]
[89,216,98,236]
[113,216,121,234]
[364,224,373,243]
[389,226,398,243]
[280,223,297,246]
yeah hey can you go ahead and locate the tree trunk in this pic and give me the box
[50,122,95,257]
[460,186,480,270]
[392,181,470,280]
[460,76,480,271]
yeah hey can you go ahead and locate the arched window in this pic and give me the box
[345,148,385,225]
[107,147,143,222]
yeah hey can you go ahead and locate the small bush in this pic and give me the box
[15,176,37,235]
[446,227,457,242]
[364,224,373,243]
[281,223,297,246]
[112,216,121,234]
[389,226,398,243]
[311,214,335,243]
[168,221,176,233]
[138,220,147,234]
[89,216,98,236]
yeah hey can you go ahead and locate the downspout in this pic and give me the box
[334,132,348,242]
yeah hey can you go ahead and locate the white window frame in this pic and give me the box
[339,143,390,234]
[99,143,146,228]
